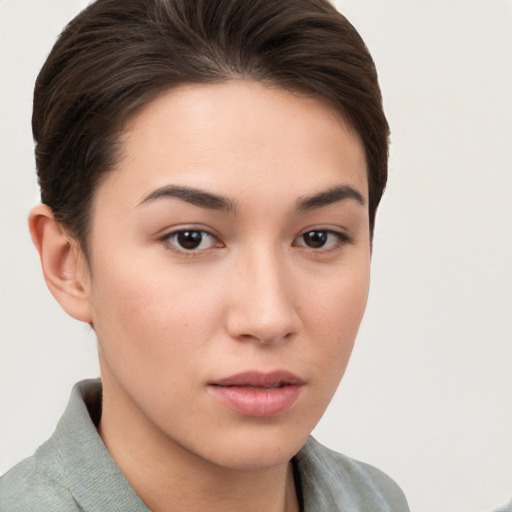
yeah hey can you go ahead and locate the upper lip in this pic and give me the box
[209,370,304,388]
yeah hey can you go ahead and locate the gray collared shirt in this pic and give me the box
[0,380,409,511]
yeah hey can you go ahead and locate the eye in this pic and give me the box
[295,229,350,250]
[163,229,221,252]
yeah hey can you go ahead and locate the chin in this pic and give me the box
[194,424,311,471]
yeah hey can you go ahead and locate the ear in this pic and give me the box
[28,204,93,323]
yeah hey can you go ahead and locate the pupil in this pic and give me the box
[304,231,327,248]
[177,231,202,249]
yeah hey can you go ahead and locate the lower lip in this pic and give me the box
[207,384,301,418]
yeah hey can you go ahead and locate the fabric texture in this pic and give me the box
[491,498,512,512]
[0,380,409,511]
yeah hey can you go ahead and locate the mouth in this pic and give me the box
[207,371,304,418]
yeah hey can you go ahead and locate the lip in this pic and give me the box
[207,371,304,418]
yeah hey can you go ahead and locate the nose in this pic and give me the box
[226,247,300,345]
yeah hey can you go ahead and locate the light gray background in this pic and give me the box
[1,1,511,511]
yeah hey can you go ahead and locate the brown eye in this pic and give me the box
[302,230,329,248]
[165,230,218,251]
[177,231,203,249]
[295,229,351,251]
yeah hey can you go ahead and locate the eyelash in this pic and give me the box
[159,228,352,255]
[293,229,353,253]
[160,229,224,255]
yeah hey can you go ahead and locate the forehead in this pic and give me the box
[102,80,368,207]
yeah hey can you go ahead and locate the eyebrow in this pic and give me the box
[296,184,365,211]
[138,183,365,214]
[138,185,237,213]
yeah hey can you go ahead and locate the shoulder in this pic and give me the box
[0,380,102,512]
[0,380,146,512]
[295,437,410,512]
[0,452,80,512]
[491,498,512,512]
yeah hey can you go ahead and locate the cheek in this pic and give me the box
[304,259,370,373]
[291,263,369,431]
[89,260,223,371]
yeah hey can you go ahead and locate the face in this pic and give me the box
[82,81,370,470]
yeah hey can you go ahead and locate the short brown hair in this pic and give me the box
[33,0,389,252]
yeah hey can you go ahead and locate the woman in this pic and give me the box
[0,0,409,510]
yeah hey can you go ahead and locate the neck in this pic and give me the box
[98,373,299,512]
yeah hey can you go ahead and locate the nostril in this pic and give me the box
[234,329,296,346]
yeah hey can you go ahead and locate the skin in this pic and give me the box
[30,81,370,512]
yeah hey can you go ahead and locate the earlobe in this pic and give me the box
[28,204,93,323]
